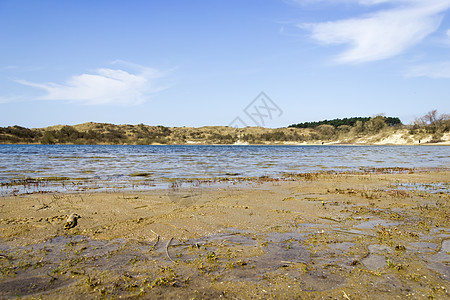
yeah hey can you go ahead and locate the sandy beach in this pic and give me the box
[0,170,449,299]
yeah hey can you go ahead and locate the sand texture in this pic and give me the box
[0,171,449,299]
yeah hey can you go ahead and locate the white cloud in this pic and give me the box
[290,0,408,5]
[406,61,450,78]
[1,65,18,70]
[447,28,450,37]
[0,96,16,104]
[16,62,167,105]
[300,0,450,63]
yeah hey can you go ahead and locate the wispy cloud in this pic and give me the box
[1,65,18,71]
[16,62,168,105]
[289,0,410,6]
[406,61,450,78]
[300,0,450,63]
[0,96,17,104]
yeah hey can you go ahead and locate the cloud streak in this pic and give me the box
[406,61,450,78]
[0,96,17,104]
[17,62,167,105]
[300,0,450,63]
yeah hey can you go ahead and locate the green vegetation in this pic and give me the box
[288,116,401,129]
[1,123,173,145]
[0,111,448,145]
[410,110,450,143]
[0,125,42,143]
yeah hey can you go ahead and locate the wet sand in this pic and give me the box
[0,171,449,299]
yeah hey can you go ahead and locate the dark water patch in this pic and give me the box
[424,240,450,281]
[130,172,153,177]
[355,219,399,229]
[0,235,129,298]
[362,255,386,271]
[429,240,450,264]
[0,275,76,298]
[265,231,309,243]
[259,241,310,266]
[408,242,439,253]
[331,242,355,251]
[299,269,346,291]
[427,263,450,281]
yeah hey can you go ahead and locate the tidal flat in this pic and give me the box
[0,171,449,299]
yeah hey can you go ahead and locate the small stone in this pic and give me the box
[395,245,406,251]
[64,213,81,230]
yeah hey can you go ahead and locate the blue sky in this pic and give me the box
[1,0,449,128]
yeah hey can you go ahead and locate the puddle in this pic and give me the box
[362,254,386,271]
[355,219,399,229]
[409,242,439,253]
[265,232,308,243]
[390,182,449,194]
[260,242,310,266]
[429,240,450,263]
[312,242,357,267]
[331,242,355,251]
[427,263,449,281]
[297,223,328,229]
[414,239,450,281]
[368,244,391,253]
[426,239,450,281]
[361,244,392,271]
[0,235,130,298]
[0,276,75,298]
[299,269,346,291]
[1,226,449,297]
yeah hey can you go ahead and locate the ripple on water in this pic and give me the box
[1,145,449,195]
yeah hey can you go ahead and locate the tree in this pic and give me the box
[316,124,335,139]
[353,121,364,134]
[414,110,449,133]
[364,116,386,133]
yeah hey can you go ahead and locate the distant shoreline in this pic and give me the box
[1,122,449,145]
[0,141,449,146]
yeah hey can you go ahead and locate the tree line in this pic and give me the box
[288,116,402,129]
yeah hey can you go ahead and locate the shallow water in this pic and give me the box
[0,144,449,194]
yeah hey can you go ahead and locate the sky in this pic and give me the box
[0,0,449,128]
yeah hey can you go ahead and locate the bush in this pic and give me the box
[414,110,449,134]
[41,131,56,144]
[352,121,364,134]
[337,125,351,133]
[316,124,335,139]
[364,116,386,133]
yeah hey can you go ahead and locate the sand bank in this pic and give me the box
[0,171,449,299]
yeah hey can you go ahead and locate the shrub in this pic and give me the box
[316,124,335,139]
[364,116,386,133]
[337,125,351,133]
[414,110,449,134]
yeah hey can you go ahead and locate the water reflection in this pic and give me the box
[0,145,448,194]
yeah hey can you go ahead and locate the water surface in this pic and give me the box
[0,144,448,194]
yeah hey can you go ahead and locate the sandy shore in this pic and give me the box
[1,171,449,299]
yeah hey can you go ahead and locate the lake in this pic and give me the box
[0,144,448,194]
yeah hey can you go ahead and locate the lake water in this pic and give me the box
[0,145,448,194]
